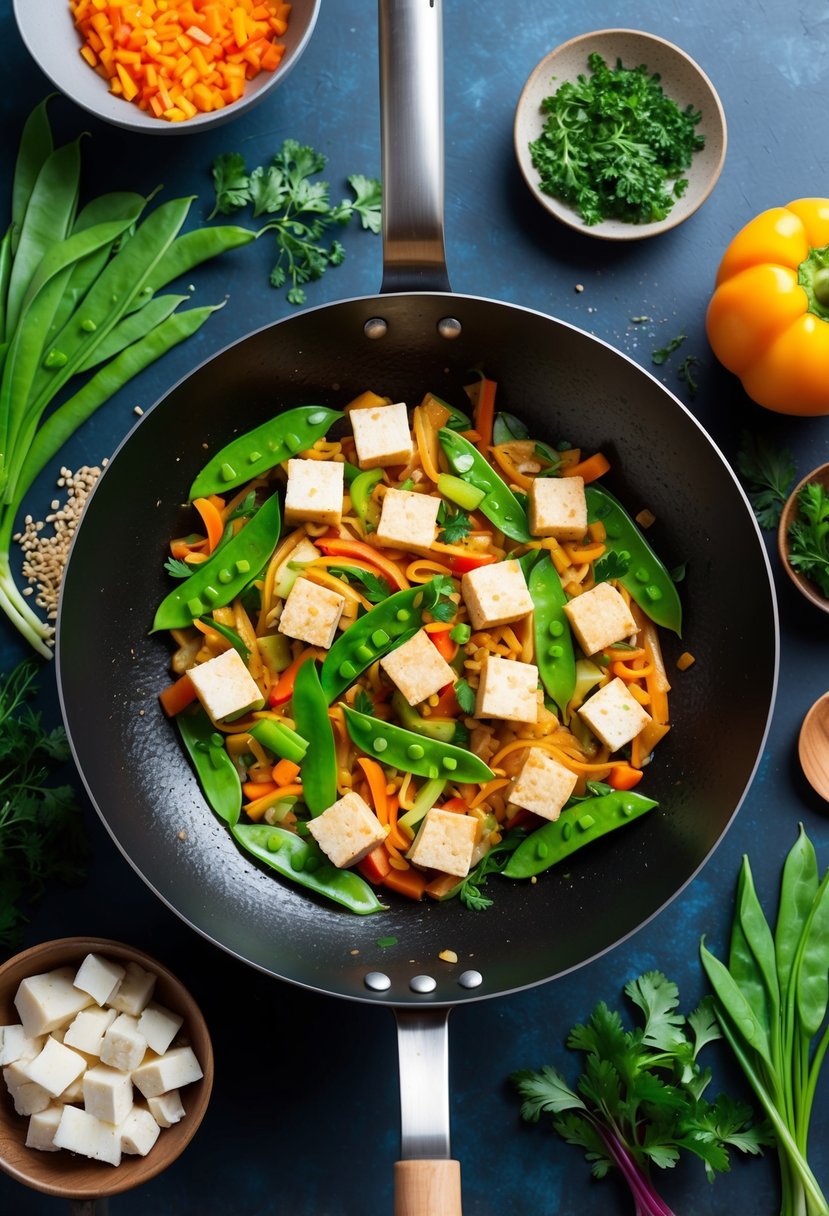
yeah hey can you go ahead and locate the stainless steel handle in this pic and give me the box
[379,0,451,293]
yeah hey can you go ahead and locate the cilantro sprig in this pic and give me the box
[737,431,796,529]
[788,481,829,597]
[209,140,381,304]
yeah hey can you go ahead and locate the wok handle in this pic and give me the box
[379,0,451,293]
[393,1007,462,1216]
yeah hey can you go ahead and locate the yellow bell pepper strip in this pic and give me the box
[706,197,829,415]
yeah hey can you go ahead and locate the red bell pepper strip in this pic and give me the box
[446,551,498,575]
[315,536,409,591]
[358,844,392,885]
[429,628,458,663]
[268,650,317,706]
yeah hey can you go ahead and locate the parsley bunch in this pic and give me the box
[736,432,795,529]
[210,139,382,304]
[788,481,829,597]
[529,53,705,226]
[513,972,770,1216]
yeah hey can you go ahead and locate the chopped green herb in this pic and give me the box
[353,688,374,716]
[329,566,390,604]
[458,836,524,911]
[424,575,458,623]
[438,503,474,544]
[652,334,687,365]
[677,354,700,396]
[788,481,829,597]
[594,550,631,582]
[376,935,398,949]
[736,431,796,529]
[164,556,193,579]
[454,677,476,716]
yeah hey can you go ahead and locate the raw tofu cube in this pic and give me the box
[100,1014,148,1072]
[375,488,440,551]
[306,791,387,869]
[108,961,156,1016]
[14,967,94,1037]
[3,1064,52,1116]
[578,676,652,752]
[25,1036,87,1098]
[408,807,478,878]
[509,748,578,821]
[83,1064,134,1126]
[137,1002,183,1056]
[54,1104,121,1166]
[278,576,345,649]
[187,647,266,723]
[350,401,413,469]
[64,1007,117,1057]
[461,559,533,630]
[147,1090,185,1128]
[284,458,344,527]
[25,1104,63,1152]
[121,1106,161,1156]
[380,628,456,706]
[132,1046,203,1100]
[474,654,539,723]
[60,1075,86,1104]
[73,953,125,1007]
[0,1025,42,1066]
[529,475,588,540]
[564,582,637,656]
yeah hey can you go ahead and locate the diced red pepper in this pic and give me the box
[357,844,392,885]
[429,628,458,662]
[446,551,498,574]
[608,763,644,791]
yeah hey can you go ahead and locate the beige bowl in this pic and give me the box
[778,462,829,614]
[514,29,727,239]
[0,937,213,1200]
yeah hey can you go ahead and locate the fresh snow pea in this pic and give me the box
[230,823,386,915]
[342,704,495,783]
[291,661,337,816]
[502,790,658,879]
[0,231,12,347]
[586,485,683,634]
[10,98,54,257]
[189,404,343,500]
[774,825,819,996]
[152,491,281,631]
[438,427,532,542]
[142,225,258,299]
[795,871,829,1037]
[526,552,576,719]
[176,706,242,827]
[77,293,190,372]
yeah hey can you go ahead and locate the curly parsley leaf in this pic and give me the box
[458,836,525,911]
[736,431,796,529]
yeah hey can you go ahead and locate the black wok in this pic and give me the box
[57,2,777,1211]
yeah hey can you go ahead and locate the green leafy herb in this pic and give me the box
[594,550,631,582]
[677,354,700,397]
[353,687,374,716]
[652,334,687,365]
[787,482,829,597]
[736,431,796,529]
[329,565,391,604]
[513,972,770,1214]
[454,677,476,716]
[458,836,524,911]
[437,501,473,544]
[528,54,705,227]
[0,661,87,949]
[164,556,193,579]
[209,140,382,304]
[424,574,458,623]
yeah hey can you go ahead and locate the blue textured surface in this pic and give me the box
[1,0,829,1212]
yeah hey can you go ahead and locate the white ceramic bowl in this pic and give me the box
[514,29,727,240]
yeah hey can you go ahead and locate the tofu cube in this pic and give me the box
[3,1063,52,1116]
[306,791,387,869]
[375,488,440,551]
[108,961,156,1017]
[509,748,578,821]
[25,1104,63,1152]
[564,582,637,656]
[278,576,345,649]
[60,1075,86,1104]
[73,953,125,1007]
[14,967,94,1037]
[474,654,539,723]
[137,1002,183,1056]
[121,1106,161,1156]
[99,1014,148,1072]
[284,458,344,527]
[83,1064,134,1126]
[461,559,533,630]
[25,1036,87,1098]
[408,808,478,878]
[578,676,652,752]
[350,401,413,469]
[529,475,588,540]
[187,647,266,723]
[132,1046,203,1100]
[380,628,456,706]
[54,1104,121,1166]
[0,1025,42,1066]
[147,1090,185,1128]
[63,1007,117,1057]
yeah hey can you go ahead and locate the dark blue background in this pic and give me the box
[1,0,828,1212]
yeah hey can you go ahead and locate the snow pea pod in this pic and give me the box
[189,405,343,500]
[438,428,532,542]
[291,660,337,816]
[585,485,683,634]
[231,823,386,915]
[527,552,576,719]
[152,492,281,631]
[342,704,495,783]
[502,790,658,879]
[176,706,242,827]
[10,98,54,256]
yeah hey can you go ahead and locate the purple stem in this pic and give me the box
[596,1125,679,1216]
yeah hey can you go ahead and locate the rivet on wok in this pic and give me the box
[410,974,437,994]
[364,317,388,340]
[437,317,462,340]
[458,970,483,990]
[365,971,391,992]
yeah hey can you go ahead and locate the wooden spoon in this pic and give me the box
[799,692,829,802]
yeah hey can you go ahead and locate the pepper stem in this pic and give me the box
[798,247,829,319]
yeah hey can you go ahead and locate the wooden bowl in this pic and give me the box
[778,462,829,614]
[0,937,213,1200]
[514,29,727,239]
